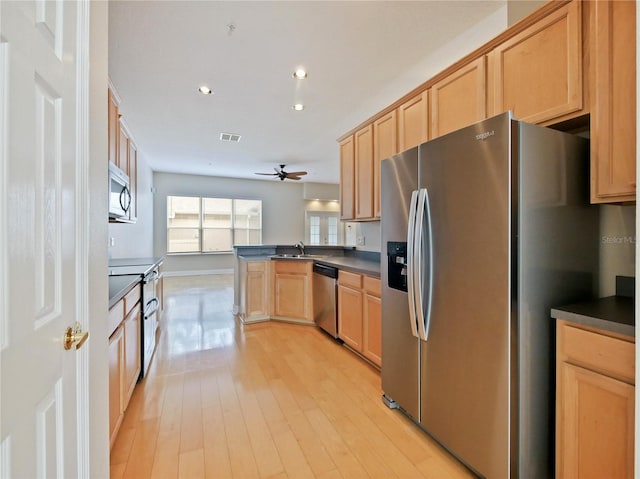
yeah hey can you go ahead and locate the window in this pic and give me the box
[167,196,262,253]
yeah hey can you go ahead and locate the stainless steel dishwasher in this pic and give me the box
[312,263,339,338]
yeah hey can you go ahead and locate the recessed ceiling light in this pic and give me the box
[198,85,213,95]
[292,104,305,111]
[292,69,307,80]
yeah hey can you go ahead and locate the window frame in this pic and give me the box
[167,196,262,254]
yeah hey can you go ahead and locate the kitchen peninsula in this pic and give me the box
[234,245,382,367]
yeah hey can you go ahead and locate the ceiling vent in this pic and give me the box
[220,132,241,142]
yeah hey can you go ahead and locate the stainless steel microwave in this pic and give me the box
[108,162,131,220]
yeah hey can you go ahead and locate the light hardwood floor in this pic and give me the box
[110,275,474,479]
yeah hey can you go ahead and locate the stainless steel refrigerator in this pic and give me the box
[381,112,599,479]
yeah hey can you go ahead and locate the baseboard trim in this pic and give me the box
[162,269,234,278]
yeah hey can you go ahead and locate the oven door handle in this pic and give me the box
[144,270,159,284]
[144,297,159,320]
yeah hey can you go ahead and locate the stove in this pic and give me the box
[109,258,162,378]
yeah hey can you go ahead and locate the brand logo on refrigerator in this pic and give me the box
[475,130,495,141]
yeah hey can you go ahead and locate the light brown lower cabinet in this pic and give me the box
[362,276,381,367]
[239,259,270,322]
[109,289,141,449]
[272,260,313,323]
[123,303,141,405]
[338,270,381,367]
[108,325,124,448]
[556,320,635,478]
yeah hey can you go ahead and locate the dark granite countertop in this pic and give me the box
[551,296,634,337]
[109,274,141,309]
[316,256,380,278]
[109,256,164,267]
[238,253,381,277]
[108,257,164,276]
[551,277,635,337]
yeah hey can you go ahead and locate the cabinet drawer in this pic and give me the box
[274,260,307,274]
[363,276,381,296]
[247,261,266,272]
[108,300,124,338]
[124,284,141,316]
[339,270,362,289]
[559,321,635,383]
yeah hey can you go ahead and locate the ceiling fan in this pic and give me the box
[255,164,307,181]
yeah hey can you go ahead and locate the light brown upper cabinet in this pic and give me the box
[488,1,583,125]
[431,57,487,139]
[373,111,398,219]
[355,124,374,220]
[589,0,636,203]
[118,120,130,178]
[108,89,120,168]
[397,90,429,152]
[128,139,138,221]
[109,84,139,223]
[339,135,355,220]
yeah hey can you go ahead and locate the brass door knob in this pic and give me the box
[64,323,89,350]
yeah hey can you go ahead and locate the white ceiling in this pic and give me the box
[108,1,507,184]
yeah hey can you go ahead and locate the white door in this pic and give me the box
[306,211,342,245]
[1,1,91,477]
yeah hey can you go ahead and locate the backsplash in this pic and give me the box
[599,204,635,296]
[345,221,381,253]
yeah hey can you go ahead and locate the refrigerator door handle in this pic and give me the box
[415,188,434,341]
[406,190,420,339]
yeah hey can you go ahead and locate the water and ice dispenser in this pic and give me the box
[387,242,407,292]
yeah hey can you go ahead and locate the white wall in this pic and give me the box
[108,152,154,259]
[507,1,546,26]
[153,172,309,273]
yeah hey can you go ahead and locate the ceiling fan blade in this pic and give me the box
[255,172,278,176]
[286,175,302,180]
[285,171,307,176]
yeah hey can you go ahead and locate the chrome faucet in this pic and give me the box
[295,241,305,256]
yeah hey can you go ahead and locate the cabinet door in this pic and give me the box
[339,136,355,220]
[274,274,309,320]
[247,261,269,319]
[109,326,124,448]
[128,140,138,221]
[355,124,374,219]
[338,284,363,351]
[489,1,582,124]
[363,293,381,367]
[590,0,636,203]
[118,120,130,175]
[108,89,119,167]
[397,90,429,152]
[123,304,141,408]
[557,362,634,479]
[373,111,397,219]
[431,57,487,138]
